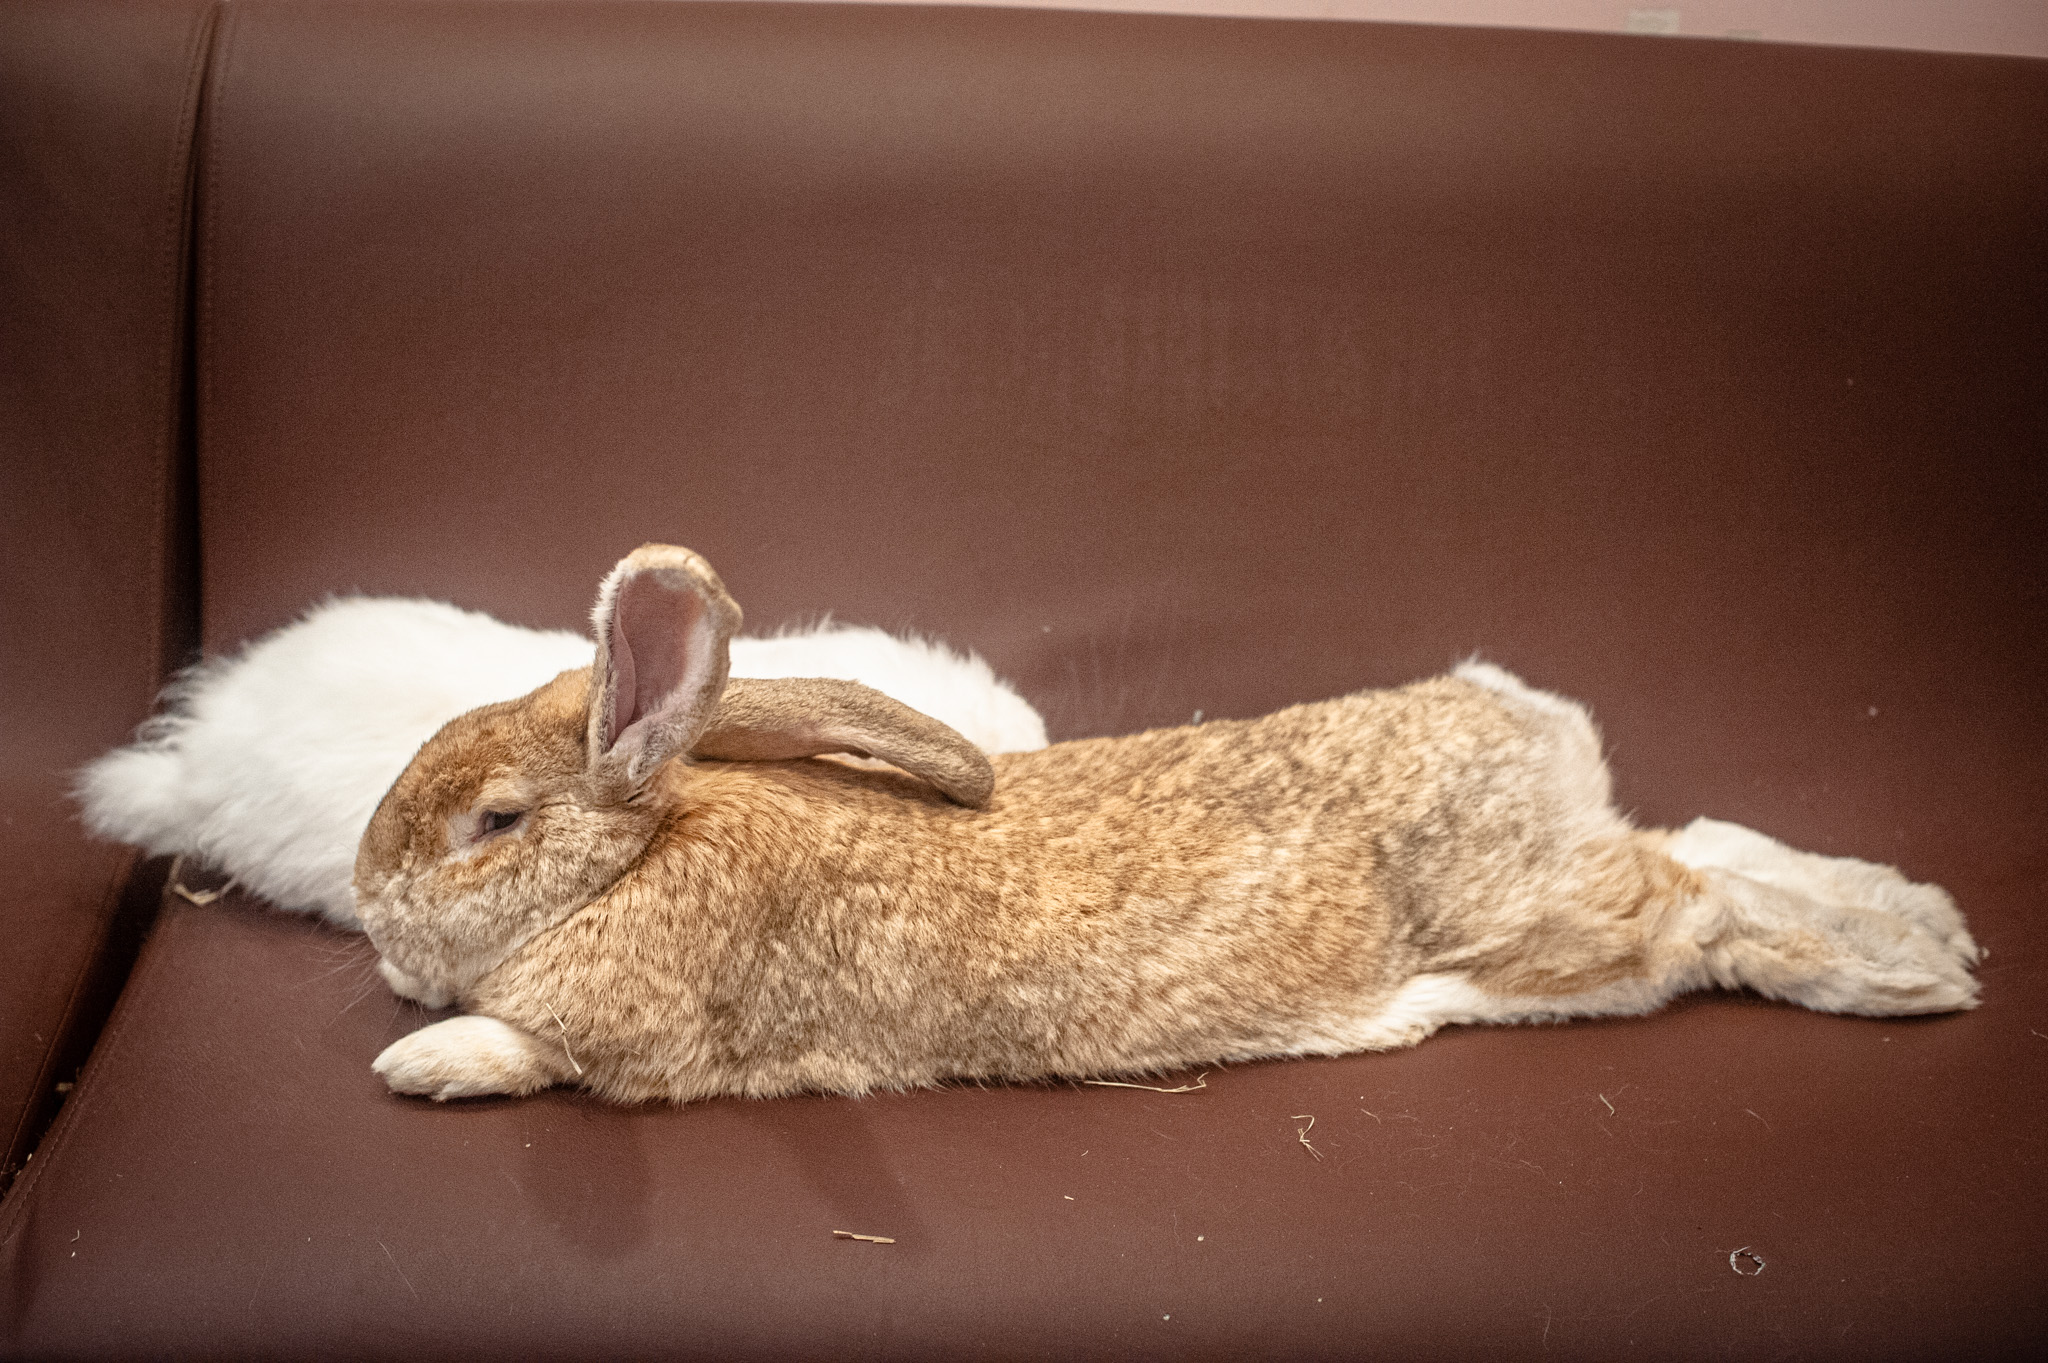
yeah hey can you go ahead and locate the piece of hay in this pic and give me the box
[1081,1072,1208,1094]
[1290,1114,1323,1161]
[833,1230,896,1244]
[377,1240,420,1300]
[164,854,226,906]
[541,1001,584,1076]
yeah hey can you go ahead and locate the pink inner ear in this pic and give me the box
[608,574,706,747]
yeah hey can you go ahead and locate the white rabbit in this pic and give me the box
[76,595,1046,927]
[359,545,1980,1104]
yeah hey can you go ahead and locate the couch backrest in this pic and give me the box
[193,3,2046,759]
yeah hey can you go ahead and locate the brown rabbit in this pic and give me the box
[357,545,1980,1102]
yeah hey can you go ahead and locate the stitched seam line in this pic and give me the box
[0,0,227,1238]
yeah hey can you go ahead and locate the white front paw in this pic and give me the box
[372,1015,559,1100]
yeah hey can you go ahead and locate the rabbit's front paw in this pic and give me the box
[373,1015,566,1100]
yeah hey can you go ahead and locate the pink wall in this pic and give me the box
[861,1,2048,59]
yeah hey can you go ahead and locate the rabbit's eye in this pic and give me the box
[478,809,523,838]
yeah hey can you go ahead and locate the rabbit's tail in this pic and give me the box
[74,727,200,855]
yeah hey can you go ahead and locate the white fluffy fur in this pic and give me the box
[75,597,1048,927]
[1331,969,1710,1052]
[371,1014,567,1100]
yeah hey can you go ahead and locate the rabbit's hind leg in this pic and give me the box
[1357,822,1978,1045]
[1339,843,1722,1046]
[1668,818,1978,965]
[1673,856,1980,1017]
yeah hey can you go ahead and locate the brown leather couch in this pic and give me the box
[5,3,2044,1357]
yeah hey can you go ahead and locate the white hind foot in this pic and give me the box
[1668,818,1978,965]
[1693,869,1980,1016]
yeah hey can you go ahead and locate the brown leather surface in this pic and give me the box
[0,0,214,1189]
[5,2,2045,1357]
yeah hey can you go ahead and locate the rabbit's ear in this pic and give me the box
[697,678,995,809]
[587,545,743,790]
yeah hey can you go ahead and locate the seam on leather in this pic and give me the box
[0,851,146,1178]
[194,0,237,651]
[0,893,192,1261]
[0,0,226,1232]
[0,849,137,1201]
[151,0,221,692]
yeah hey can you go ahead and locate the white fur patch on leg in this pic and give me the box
[1285,969,1698,1056]
[372,1015,567,1100]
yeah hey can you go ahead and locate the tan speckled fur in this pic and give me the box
[358,547,1981,1104]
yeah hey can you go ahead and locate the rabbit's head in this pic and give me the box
[353,544,994,1002]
